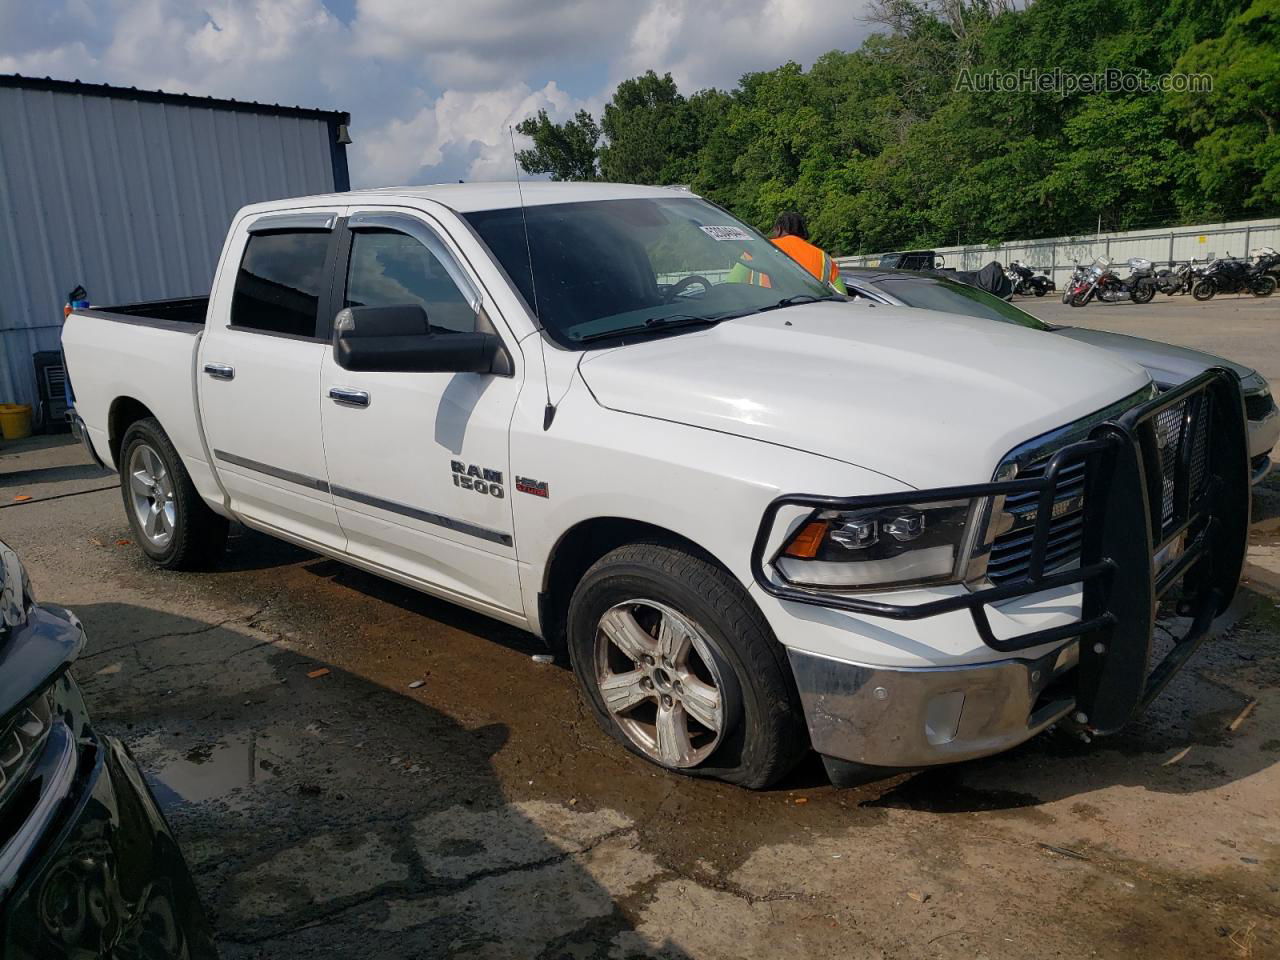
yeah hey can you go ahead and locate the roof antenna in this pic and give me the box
[510,125,556,431]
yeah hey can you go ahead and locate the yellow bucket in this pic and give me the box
[0,403,33,440]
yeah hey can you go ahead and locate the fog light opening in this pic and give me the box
[924,690,965,745]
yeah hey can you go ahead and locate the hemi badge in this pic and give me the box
[515,476,549,498]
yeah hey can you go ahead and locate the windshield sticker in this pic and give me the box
[699,225,753,242]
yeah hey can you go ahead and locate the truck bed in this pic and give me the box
[77,296,209,331]
[62,297,212,478]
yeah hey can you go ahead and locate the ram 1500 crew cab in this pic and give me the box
[62,183,1250,788]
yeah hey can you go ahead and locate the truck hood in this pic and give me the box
[1052,326,1254,386]
[578,301,1152,488]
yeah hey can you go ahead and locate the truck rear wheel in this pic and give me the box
[566,542,807,789]
[119,418,228,570]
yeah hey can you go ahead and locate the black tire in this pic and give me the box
[1033,286,1046,297]
[1250,276,1276,297]
[566,542,807,789]
[118,417,228,570]
[1131,283,1155,304]
[1192,280,1216,301]
[1070,291,1090,307]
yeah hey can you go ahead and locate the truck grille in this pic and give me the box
[986,459,1087,585]
[986,395,1210,586]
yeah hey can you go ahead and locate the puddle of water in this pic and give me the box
[147,731,275,808]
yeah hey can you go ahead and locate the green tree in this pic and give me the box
[1042,94,1190,231]
[599,71,698,184]
[513,0,1278,254]
[1171,0,1280,213]
[515,109,601,181]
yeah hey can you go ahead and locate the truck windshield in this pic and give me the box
[466,197,834,348]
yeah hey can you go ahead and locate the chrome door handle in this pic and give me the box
[203,363,234,381]
[328,387,370,408]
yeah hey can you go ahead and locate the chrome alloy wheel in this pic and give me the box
[593,599,727,768]
[127,443,176,548]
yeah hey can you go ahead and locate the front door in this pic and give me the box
[318,209,524,618]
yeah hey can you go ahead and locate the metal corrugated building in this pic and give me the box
[0,74,351,419]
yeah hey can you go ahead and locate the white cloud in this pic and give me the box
[352,0,634,88]
[617,0,874,92]
[352,81,591,187]
[0,40,97,79]
[0,0,350,109]
[0,0,873,188]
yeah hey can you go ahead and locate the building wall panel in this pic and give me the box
[0,81,345,418]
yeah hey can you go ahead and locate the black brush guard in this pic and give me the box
[751,369,1250,734]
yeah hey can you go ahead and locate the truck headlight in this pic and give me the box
[775,499,979,590]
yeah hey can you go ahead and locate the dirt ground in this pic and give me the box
[2,299,1279,959]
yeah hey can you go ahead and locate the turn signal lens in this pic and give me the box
[782,520,829,559]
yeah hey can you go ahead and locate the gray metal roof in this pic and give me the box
[0,74,350,124]
[0,74,350,421]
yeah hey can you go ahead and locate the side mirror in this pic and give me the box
[333,305,500,374]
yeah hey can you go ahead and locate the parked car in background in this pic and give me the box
[0,542,217,960]
[841,266,1278,484]
[873,250,943,270]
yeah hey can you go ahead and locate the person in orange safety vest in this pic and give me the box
[769,211,848,294]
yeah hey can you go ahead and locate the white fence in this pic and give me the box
[836,216,1280,287]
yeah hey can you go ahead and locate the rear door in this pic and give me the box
[198,210,346,551]
[318,208,524,617]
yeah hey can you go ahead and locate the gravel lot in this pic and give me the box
[2,301,1278,958]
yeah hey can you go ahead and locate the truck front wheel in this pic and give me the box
[119,418,228,570]
[566,543,807,789]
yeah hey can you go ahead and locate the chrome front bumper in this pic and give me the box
[788,643,1079,768]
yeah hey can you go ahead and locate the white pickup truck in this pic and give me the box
[62,183,1250,788]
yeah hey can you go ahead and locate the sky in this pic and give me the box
[0,0,875,187]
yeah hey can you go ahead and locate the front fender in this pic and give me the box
[508,377,909,635]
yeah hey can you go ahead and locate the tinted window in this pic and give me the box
[877,277,1048,330]
[230,231,331,337]
[344,230,477,334]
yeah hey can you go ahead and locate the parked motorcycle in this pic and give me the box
[1155,261,1196,296]
[1068,257,1157,306]
[1006,260,1054,297]
[1250,246,1280,279]
[1062,261,1087,303]
[1191,253,1276,300]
